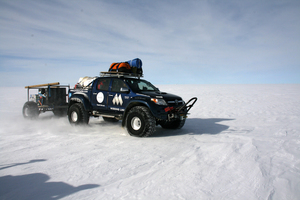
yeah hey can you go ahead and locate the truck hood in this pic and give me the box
[138,91,182,101]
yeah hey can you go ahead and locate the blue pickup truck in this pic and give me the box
[68,72,197,137]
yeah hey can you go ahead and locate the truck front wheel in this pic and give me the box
[68,103,89,125]
[125,106,155,137]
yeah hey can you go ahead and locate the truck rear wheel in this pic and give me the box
[125,106,155,137]
[68,103,89,125]
[23,101,39,119]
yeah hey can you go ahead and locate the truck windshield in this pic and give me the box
[125,79,159,92]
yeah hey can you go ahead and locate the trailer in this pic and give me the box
[23,82,70,119]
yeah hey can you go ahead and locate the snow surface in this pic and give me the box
[0,85,300,200]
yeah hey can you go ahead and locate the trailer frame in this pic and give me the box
[23,82,70,118]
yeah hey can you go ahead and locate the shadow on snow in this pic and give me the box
[152,118,234,137]
[0,159,47,170]
[0,160,99,200]
[27,115,234,138]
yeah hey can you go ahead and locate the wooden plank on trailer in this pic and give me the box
[25,82,60,89]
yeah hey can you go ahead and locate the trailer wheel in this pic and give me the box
[68,103,89,125]
[22,101,39,119]
[160,119,186,129]
[125,106,155,137]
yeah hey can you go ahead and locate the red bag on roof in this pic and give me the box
[109,62,131,73]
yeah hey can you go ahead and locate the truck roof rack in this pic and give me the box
[100,71,143,79]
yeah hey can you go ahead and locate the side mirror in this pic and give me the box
[120,87,130,93]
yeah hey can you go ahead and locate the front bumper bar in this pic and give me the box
[166,97,198,121]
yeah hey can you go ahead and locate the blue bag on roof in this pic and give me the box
[125,58,143,75]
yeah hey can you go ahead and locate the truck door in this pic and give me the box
[91,78,111,110]
[107,79,131,113]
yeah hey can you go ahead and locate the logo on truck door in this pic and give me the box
[96,92,104,103]
[112,94,123,106]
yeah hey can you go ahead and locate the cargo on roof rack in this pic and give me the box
[100,71,143,79]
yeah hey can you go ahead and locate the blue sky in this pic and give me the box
[0,0,299,86]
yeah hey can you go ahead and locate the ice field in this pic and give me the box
[0,84,300,199]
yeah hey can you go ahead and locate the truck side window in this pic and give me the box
[111,79,128,92]
[97,78,110,91]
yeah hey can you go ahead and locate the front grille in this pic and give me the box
[167,100,184,106]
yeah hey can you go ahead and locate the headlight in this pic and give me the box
[151,98,167,106]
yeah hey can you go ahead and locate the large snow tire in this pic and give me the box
[68,103,89,125]
[160,119,186,129]
[125,106,155,137]
[22,101,39,119]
